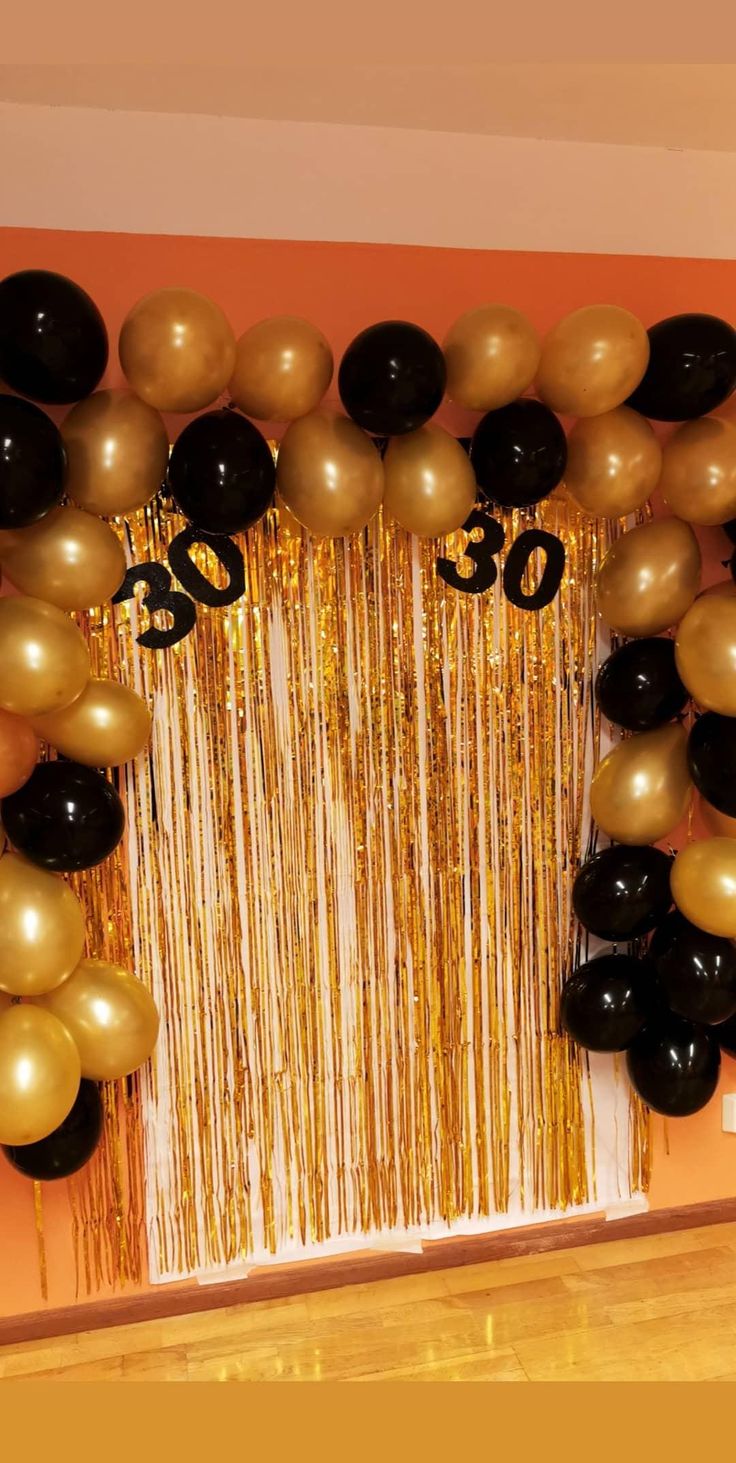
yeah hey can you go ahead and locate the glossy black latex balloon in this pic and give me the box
[573,846,673,943]
[2,1081,102,1181]
[717,1013,736,1058]
[0,396,65,528]
[470,400,567,510]
[627,1013,720,1116]
[649,910,736,1025]
[626,313,736,422]
[560,953,658,1052]
[687,712,736,818]
[338,321,446,435]
[1,761,125,873]
[0,270,108,404]
[595,638,689,733]
[167,409,275,536]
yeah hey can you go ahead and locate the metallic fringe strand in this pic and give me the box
[70,494,649,1289]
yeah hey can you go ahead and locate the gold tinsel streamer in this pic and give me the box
[70,494,649,1288]
[33,1181,48,1301]
[65,600,147,1294]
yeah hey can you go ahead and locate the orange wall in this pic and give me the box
[0,225,735,1317]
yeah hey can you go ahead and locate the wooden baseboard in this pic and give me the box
[3,1196,736,1346]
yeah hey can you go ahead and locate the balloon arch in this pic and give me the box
[0,270,735,1194]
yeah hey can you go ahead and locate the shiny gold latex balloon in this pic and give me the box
[0,507,125,610]
[276,409,384,537]
[383,424,477,536]
[119,288,236,413]
[0,1004,80,1146]
[660,416,736,526]
[443,304,540,411]
[36,958,160,1081]
[0,709,38,797]
[565,406,662,518]
[0,596,90,718]
[62,389,170,515]
[536,305,649,417]
[596,517,701,636]
[700,579,736,600]
[229,316,333,422]
[31,678,152,768]
[0,852,85,997]
[676,595,736,716]
[589,722,691,846]
[672,838,736,938]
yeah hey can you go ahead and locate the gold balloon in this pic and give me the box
[31,678,151,768]
[0,852,85,997]
[596,517,701,637]
[675,596,736,715]
[229,316,333,422]
[701,579,736,600]
[536,305,649,417]
[660,417,736,526]
[0,709,38,797]
[0,1004,80,1146]
[565,406,662,518]
[699,796,736,839]
[672,838,736,937]
[589,722,691,846]
[442,305,540,411]
[0,595,89,718]
[62,389,170,516]
[277,410,384,537]
[0,507,125,610]
[36,958,160,1081]
[119,288,236,413]
[383,425,477,537]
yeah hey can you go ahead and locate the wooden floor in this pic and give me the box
[4,1221,736,1381]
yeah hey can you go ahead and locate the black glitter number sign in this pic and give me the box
[112,562,197,650]
[436,509,506,594]
[167,527,246,608]
[502,529,566,611]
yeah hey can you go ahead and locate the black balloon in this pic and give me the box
[167,409,275,536]
[649,910,736,1025]
[3,1080,102,1181]
[338,321,446,436]
[687,712,736,817]
[573,846,673,943]
[0,396,65,529]
[626,313,736,422]
[0,270,108,404]
[1,761,125,873]
[717,1013,736,1058]
[595,638,689,733]
[470,400,567,510]
[724,520,736,546]
[560,953,657,1052]
[627,1013,720,1116]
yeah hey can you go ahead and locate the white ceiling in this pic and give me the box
[1,64,736,152]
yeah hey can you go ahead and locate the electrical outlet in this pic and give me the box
[722,1094,736,1132]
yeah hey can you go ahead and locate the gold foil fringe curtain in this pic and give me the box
[72,496,648,1289]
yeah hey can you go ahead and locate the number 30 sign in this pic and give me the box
[437,509,565,609]
[113,510,566,651]
[112,527,245,649]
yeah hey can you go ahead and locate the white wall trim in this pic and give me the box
[2,101,736,259]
